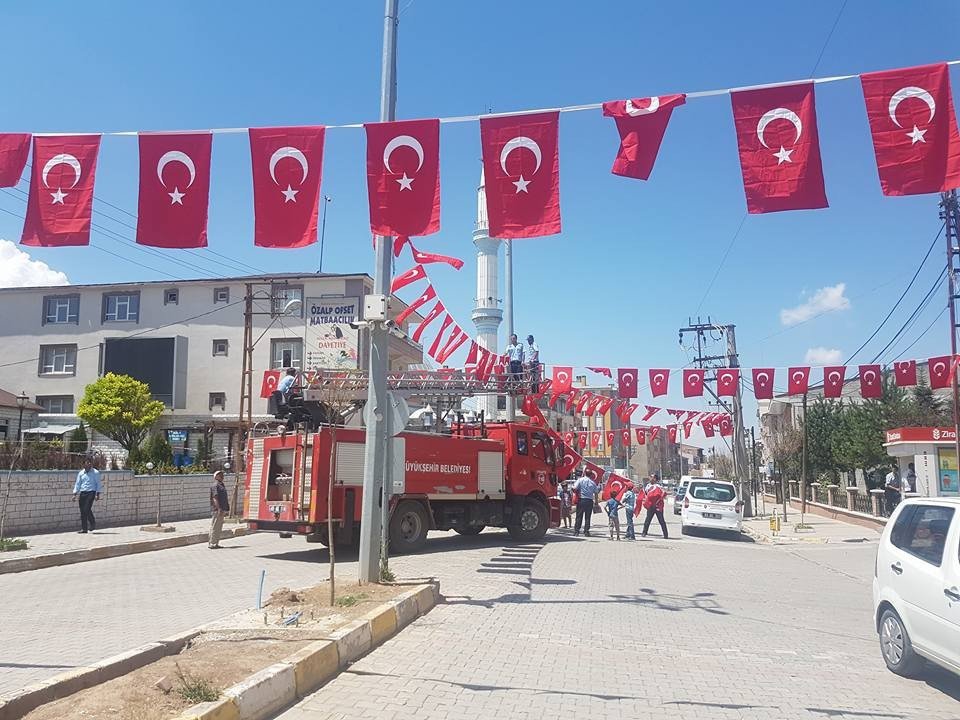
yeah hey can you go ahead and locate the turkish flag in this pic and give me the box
[788,367,810,396]
[137,133,212,248]
[752,368,775,400]
[590,432,601,449]
[391,265,426,292]
[578,431,588,449]
[731,82,827,213]
[21,135,101,247]
[718,417,733,437]
[649,369,670,397]
[621,428,631,446]
[365,118,440,237]
[649,427,661,441]
[411,300,444,343]
[824,366,846,398]
[583,461,605,483]
[667,425,677,443]
[683,422,694,438]
[250,126,325,249]
[436,328,468,364]
[427,315,455,359]
[601,94,685,180]
[522,396,547,425]
[596,397,615,416]
[859,364,883,399]
[559,447,582,477]
[552,366,573,394]
[260,370,282,399]
[683,369,705,397]
[465,340,479,368]
[894,360,918,387]
[617,368,639,398]
[702,420,715,439]
[716,368,740,397]
[929,355,956,389]
[641,406,659,422]
[587,367,612,378]
[860,63,960,196]
[0,133,30,187]
[635,428,646,445]
[605,430,615,447]
[480,111,560,238]
[575,392,592,413]
[563,431,575,445]
[616,402,638,422]
[536,378,553,398]
[585,395,604,415]
[410,241,464,270]
[395,285,436,324]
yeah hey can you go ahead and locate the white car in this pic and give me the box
[680,480,743,535]
[872,497,960,677]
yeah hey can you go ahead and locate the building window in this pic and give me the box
[271,338,303,369]
[497,396,507,411]
[0,420,7,440]
[271,284,304,318]
[42,294,79,325]
[164,288,179,305]
[39,345,77,376]
[103,292,140,322]
[214,287,230,304]
[212,339,229,357]
[209,392,226,411]
[36,395,74,413]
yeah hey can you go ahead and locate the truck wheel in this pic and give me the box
[508,499,548,541]
[454,526,485,536]
[389,500,429,553]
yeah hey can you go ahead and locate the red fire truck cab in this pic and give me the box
[244,422,564,552]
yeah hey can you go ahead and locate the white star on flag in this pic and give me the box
[168,187,185,205]
[513,175,531,193]
[773,146,794,164]
[396,173,414,191]
[50,188,67,204]
[906,125,927,144]
[281,185,299,203]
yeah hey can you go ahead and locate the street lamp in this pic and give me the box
[15,391,28,444]
[318,195,332,274]
[141,460,175,533]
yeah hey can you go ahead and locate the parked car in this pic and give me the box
[680,480,743,535]
[674,476,707,516]
[872,497,960,678]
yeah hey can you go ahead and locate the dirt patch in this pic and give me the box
[24,582,409,720]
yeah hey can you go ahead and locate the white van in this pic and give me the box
[873,497,960,677]
[674,476,712,515]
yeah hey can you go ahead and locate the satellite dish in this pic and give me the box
[363,392,410,437]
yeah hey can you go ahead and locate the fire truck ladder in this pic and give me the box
[301,368,537,403]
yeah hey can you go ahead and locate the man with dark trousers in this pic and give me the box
[72,456,102,534]
[641,473,669,538]
[573,470,599,537]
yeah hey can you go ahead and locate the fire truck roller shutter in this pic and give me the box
[477,451,505,498]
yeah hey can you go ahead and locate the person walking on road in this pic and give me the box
[641,474,668,538]
[605,493,622,540]
[884,463,902,516]
[620,482,637,540]
[573,470,598,537]
[209,470,230,549]
[72,456,102,534]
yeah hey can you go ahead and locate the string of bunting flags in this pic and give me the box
[2,61,959,248]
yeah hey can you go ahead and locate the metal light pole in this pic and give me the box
[318,195,332,273]
[15,391,27,444]
[141,461,175,533]
[358,0,398,584]
[504,239,515,420]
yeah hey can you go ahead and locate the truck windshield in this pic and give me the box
[533,432,556,467]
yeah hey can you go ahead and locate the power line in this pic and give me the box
[870,268,947,363]
[694,215,746,315]
[808,0,848,77]
[891,305,949,362]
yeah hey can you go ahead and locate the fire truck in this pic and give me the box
[244,369,566,551]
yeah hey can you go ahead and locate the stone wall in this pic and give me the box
[0,471,246,536]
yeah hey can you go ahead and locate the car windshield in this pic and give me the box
[689,482,736,503]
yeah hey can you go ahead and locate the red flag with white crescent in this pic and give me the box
[563,431,575,445]
[260,370,282,399]
[752,368,775,400]
[667,425,678,443]
[928,355,956,389]
[719,417,733,437]
[558,447,582,478]
[0,133,30,188]
[601,94,685,180]
[702,419,715,438]
[621,428,631,446]
[410,241,464,270]
[617,368,639,398]
[465,341,479,368]
[716,368,740,397]
[587,366,612,378]
[649,427,661,441]
[396,285,436,325]
[731,82,828,213]
[411,300,444,343]
[641,406,659,422]
[823,366,846,398]
[860,63,960,196]
[596,397,615,416]
[250,126,326,249]
[788,367,810,396]
[859,364,883,399]
[365,118,441,236]
[590,431,601,449]
[480,112,561,238]
[683,369,705,397]
[605,430,615,447]
[21,135,101,247]
[649,369,669,397]
[391,265,427,293]
[436,328,468,364]
[894,360,917,387]
[427,314,455,359]
[585,395,603,415]
[683,422,693,437]
[137,133,212,248]
[635,428,646,445]
[552,366,573,394]
[578,432,589,449]
[617,403,639,423]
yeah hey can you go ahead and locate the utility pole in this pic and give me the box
[504,239,515,421]
[941,189,960,473]
[232,284,254,518]
[358,0,398,584]
[801,392,808,524]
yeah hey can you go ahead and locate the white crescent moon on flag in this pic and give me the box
[864,370,877,384]
[42,154,82,189]
[653,373,665,385]
[688,374,701,385]
[828,371,841,384]
[792,371,805,383]
[383,135,424,174]
[622,373,634,385]
[500,136,542,176]
[757,107,803,149]
[269,146,309,185]
[720,372,732,385]
[557,371,568,384]
[756,372,769,385]
[625,97,660,116]
[888,86,936,128]
[157,151,197,189]
[896,361,910,372]
[934,361,946,375]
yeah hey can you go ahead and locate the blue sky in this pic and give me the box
[0,1,957,430]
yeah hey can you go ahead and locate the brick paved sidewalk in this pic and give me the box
[742,511,883,544]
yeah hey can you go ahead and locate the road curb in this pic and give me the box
[0,626,204,720]
[0,526,248,575]
[742,524,829,545]
[174,581,440,720]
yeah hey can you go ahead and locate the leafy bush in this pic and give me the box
[67,423,88,455]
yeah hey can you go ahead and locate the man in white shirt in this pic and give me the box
[505,334,524,387]
[524,334,540,393]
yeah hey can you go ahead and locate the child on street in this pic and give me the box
[605,494,622,540]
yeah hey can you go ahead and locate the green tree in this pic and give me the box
[67,423,88,455]
[77,374,165,457]
[911,380,949,426]
[138,432,173,467]
[804,399,843,483]
[832,400,887,479]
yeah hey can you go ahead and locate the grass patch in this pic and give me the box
[0,538,28,552]
[335,592,368,607]
[174,663,219,704]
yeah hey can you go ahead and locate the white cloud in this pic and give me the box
[780,283,850,326]
[0,239,69,288]
[805,347,843,365]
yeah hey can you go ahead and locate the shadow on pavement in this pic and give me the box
[667,700,777,711]
[922,665,960,702]
[806,708,907,718]
[680,527,756,543]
